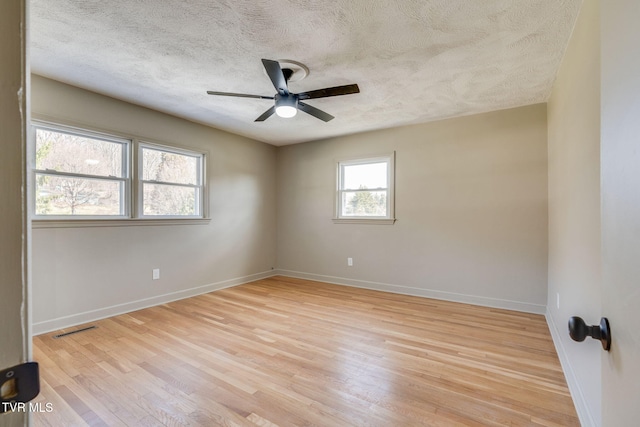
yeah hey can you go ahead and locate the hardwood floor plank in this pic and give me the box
[32,276,579,426]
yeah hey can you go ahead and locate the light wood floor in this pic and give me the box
[32,276,579,426]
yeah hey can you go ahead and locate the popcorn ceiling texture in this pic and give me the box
[30,0,582,145]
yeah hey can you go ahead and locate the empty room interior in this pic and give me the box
[2,0,639,426]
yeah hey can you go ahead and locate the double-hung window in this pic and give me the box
[139,144,204,217]
[34,125,130,218]
[32,121,206,223]
[335,153,396,224]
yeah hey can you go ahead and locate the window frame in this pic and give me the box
[333,152,396,225]
[30,118,209,228]
[32,121,132,220]
[137,141,205,219]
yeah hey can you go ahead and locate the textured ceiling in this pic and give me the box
[30,0,582,146]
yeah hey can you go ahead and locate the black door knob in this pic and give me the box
[568,316,611,351]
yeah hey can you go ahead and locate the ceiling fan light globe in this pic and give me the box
[276,105,297,118]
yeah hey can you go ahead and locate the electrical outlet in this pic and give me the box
[556,293,560,309]
[347,257,353,267]
[152,268,160,280]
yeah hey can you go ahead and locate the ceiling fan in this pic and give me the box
[207,59,360,122]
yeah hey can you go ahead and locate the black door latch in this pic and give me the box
[0,362,40,414]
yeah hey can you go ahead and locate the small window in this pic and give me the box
[335,153,395,223]
[139,144,204,217]
[33,125,129,218]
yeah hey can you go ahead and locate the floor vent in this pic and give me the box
[53,326,97,339]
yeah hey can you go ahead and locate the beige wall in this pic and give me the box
[30,76,278,333]
[0,0,29,426]
[276,104,548,312]
[546,1,602,425]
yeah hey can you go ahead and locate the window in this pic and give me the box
[139,144,204,217]
[335,153,396,224]
[32,121,206,224]
[34,125,130,218]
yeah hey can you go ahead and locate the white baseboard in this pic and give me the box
[32,270,277,336]
[274,269,546,314]
[546,311,596,427]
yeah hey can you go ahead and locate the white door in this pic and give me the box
[0,1,30,426]
[601,1,640,425]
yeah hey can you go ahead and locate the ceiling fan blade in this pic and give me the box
[261,59,289,96]
[298,102,334,122]
[255,106,276,122]
[207,91,273,100]
[297,84,360,100]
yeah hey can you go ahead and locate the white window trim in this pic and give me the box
[30,116,209,228]
[32,218,210,229]
[333,152,396,225]
[137,141,206,219]
[31,121,132,220]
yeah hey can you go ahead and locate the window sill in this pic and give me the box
[32,218,211,229]
[332,218,396,225]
